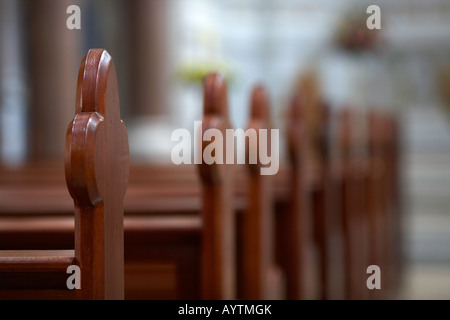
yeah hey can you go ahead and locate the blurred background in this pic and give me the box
[1,0,450,299]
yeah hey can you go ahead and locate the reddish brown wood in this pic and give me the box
[0,56,406,300]
[338,108,370,300]
[199,72,235,299]
[65,49,129,299]
[279,92,317,299]
[387,115,404,296]
[0,250,74,271]
[0,49,128,300]
[310,102,345,300]
[325,110,347,300]
[239,85,283,299]
[382,113,399,298]
[0,250,76,298]
[366,111,383,299]
[0,163,294,299]
[366,110,399,299]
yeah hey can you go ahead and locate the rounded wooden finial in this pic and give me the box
[65,49,129,207]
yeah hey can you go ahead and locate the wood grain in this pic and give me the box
[280,92,318,299]
[240,85,283,299]
[199,72,235,299]
[65,49,129,299]
[0,49,128,300]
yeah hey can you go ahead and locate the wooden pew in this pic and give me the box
[336,107,403,300]
[310,102,345,300]
[366,110,402,299]
[287,73,347,300]
[385,114,404,296]
[122,75,289,300]
[237,85,284,299]
[0,79,290,300]
[89,72,237,300]
[338,107,370,300]
[0,58,404,300]
[0,48,128,300]
[276,92,318,299]
[198,72,236,299]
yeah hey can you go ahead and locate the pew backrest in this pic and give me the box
[0,49,128,300]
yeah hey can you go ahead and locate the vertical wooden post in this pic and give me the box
[389,115,404,296]
[199,72,235,299]
[241,85,281,299]
[326,108,347,300]
[339,108,369,300]
[65,49,129,300]
[366,111,385,299]
[311,102,345,300]
[281,93,317,299]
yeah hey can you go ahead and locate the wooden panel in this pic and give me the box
[279,92,318,299]
[65,49,129,299]
[239,85,283,299]
[199,72,235,299]
[0,250,75,297]
[125,262,177,300]
[0,49,129,300]
[339,108,370,300]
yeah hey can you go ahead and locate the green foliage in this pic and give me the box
[176,60,234,85]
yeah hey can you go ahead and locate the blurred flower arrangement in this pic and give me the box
[175,59,234,84]
[335,12,380,53]
[174,28,234,85]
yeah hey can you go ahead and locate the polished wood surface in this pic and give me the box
[279,92,318,299]
[65,48,129,299]
[239,85,283,299]
[199,72,235,299]
[0,49,403,299]
[311,103,345,300]
[0,49,129,300]
[338,108,370,300]
[0,250,74,272]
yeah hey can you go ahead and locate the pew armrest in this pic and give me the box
[0,250,75,272]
